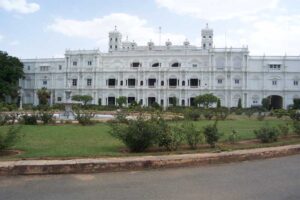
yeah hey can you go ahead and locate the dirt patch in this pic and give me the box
[0,150,23,157]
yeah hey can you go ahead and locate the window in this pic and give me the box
[161,81,164,86]
[43,80,47,85]
[128,79,136,87]
[217,79,223,84]
[171,62,180,67]
[269,64,281,70]
[190,79,199,87]
[73,61,77,66]
[59,65,62,70]
[148,79,156,87]
[253,100,258,104]
[40,66,49,71]
[203,36,206,39]
[108,79,116,87]
[169,79,178,87]
[88,61,92,66]
[234,79,240,84]
[140,81,143,86]
[87,79,92,86]
[115,45,117,49]
[132,62,141,68]
[272,80,277,86]
[203,44,206,48]
[192,64,198,68]
[152,63,160,67]
[57,97,62,102]
[110,45,112,49]
[294,80,299,86]
[110,38,112,41]
[120,81,123,86]
[72,79,77,86]
[27,66,30,70]
[209,36,212,39]
[182,81,185,86]
[115,38,118,42]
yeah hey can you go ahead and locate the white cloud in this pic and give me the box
[47,13,186,50]
[211,15,300,55]
[155,0,279,20]
[0,0,40,14]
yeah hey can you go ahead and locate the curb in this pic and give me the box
[1,144,300,176]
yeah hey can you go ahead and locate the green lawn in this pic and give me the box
[0,118,292,159]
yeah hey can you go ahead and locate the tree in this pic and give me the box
[195,94,218,108]
[116,96,127,108]
[238,98,242,109]
[217,99,221,108]
[293,99,300,109]
[72,95,93,106]
[170,96,177,107]
[262,98,270,110]
[0,51,24,102]
[37,87,51,106]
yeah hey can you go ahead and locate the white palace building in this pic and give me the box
[20,25,300,109]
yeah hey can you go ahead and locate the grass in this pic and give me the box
[0,117,296,160]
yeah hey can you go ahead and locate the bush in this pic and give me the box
[228,129,239,144]
[75,111,95,126]
[254,125,280,143]
[39,112,53,125]
[203,121,222,148]
[272,109,288,118]
[289,110,300,121]
[235,109,243,115]
[203,109,214,120]
[214,108,229,120]
[0,114,10,126]
[22,114,38,125]
[0,126,22,151]
[110,114,159,152]
[183,122,203,149]
[278,123,289,137]
[159,126,185,151]
[293,121,300,135]
[257,112,266,121]
[184,109,201,121]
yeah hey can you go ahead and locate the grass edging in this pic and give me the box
[1,144,300,176]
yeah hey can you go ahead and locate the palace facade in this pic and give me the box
[20,25,300,109]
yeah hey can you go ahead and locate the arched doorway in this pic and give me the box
[268,95,283,109]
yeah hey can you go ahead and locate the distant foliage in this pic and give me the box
[22,114,38,125]
[75,110,95,126]
[39,112,53,125]
[237,98,242,109]
[184,109,201,121]
[195,94,219,108]
[72,95,93,106]
[37,87,51,106]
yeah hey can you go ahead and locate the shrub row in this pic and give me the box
[109,112,222,152]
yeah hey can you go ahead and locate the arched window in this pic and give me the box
[171,62,180,67]
[152,62,160,67]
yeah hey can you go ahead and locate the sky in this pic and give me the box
[1,0,300,58]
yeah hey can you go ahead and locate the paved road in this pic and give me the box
[1,155,300,200]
